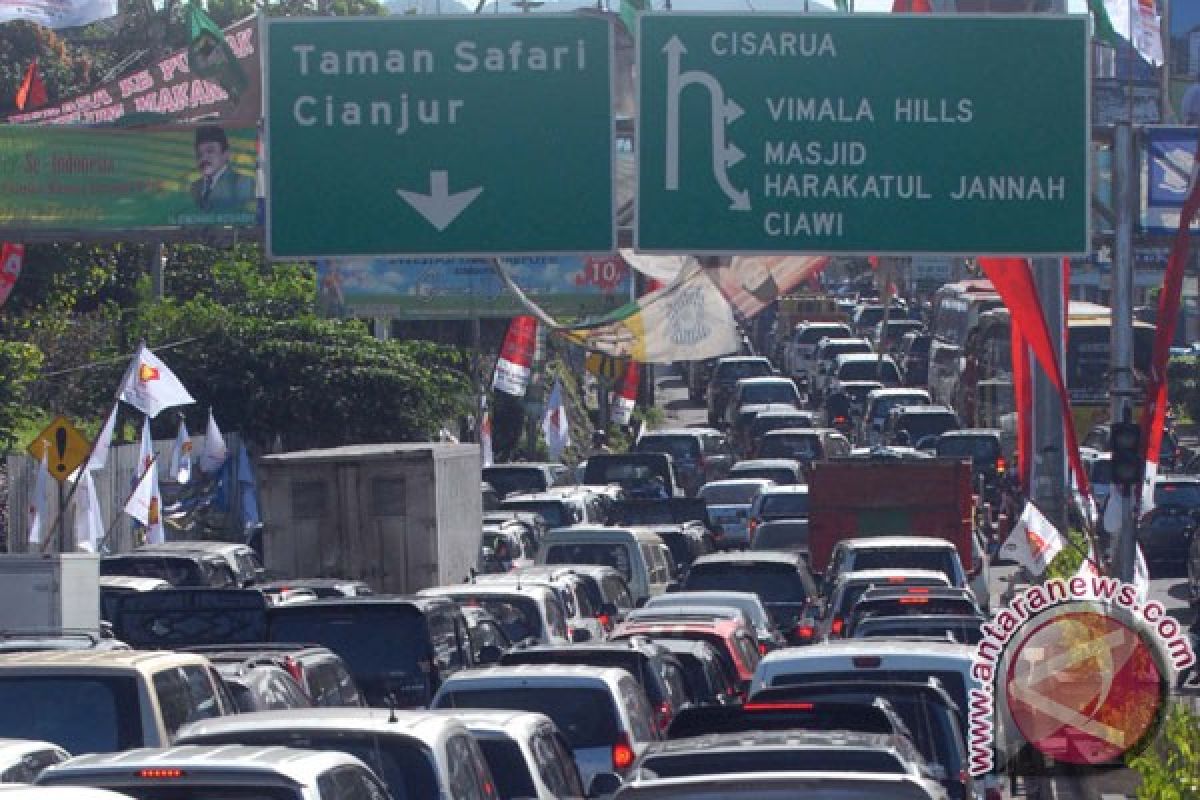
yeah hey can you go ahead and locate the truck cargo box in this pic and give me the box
[0,553,100,633]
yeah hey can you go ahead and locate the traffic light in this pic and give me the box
[1110,422,1143,486]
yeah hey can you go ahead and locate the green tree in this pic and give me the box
[0,342,45,450]
[1128,702,1200,800]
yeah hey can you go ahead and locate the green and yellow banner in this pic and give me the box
[0,125,259,233]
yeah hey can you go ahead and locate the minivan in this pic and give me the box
[537,527,675,605]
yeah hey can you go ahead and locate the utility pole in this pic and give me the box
[1029,258,1069,534]
[1110,124,1139,581]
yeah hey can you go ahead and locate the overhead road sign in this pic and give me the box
[265,15,615,259]
[636,14,1089,256]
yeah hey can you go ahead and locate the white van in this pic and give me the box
[537,527,675,604]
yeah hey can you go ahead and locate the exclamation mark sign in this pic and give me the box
[54,427,67,474]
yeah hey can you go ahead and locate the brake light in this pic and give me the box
[899,597,930,605]
[758,642,768,656]
[886,576,908,584]
[283,655,305,687]
[830,618,844,636]
[596,613,611,630]
[833,415,847,424]
[744,701,813,711]
[748,518,759,541]
[612,734,636,771]
[138,769,184,779]
[995,457,1006,474]
[793,623,815,641]
[655,701,673,733]
[906,587,931,594]
[852,656,882,668]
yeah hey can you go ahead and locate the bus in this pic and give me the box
[927,280,1004,407]
[960,302,1155,436]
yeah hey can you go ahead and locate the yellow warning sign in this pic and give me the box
[27,415,91,482]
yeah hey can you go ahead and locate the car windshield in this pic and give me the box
[0,676,142,754]
[716,360,772,382]
[937,436,1000,462]
[477,738,537,800]
[502,501,572,528]
[483,467,547,497]
[100,556,207,587]
[898,413,959,441]
[760,434,820,460]
[636,436,701,462]
[700,484,765,506]
[686,563,808,604]
[760,494,809,518]
[179,731,440,800]
[753,522,809,551]
[1154,483,1200,507]
[436,688,619,748]
[268,604,430,705]
[545,543,633,582]
[739,384,798,406]
[642,748,903,778]
[839,361,900,383]
[851,549,961,582]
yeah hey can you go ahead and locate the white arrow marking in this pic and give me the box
[397,170,483,232]
[663,35,688,192]
[724,143,746,169]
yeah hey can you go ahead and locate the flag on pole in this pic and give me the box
[170,419,193,484]
[493,316,538,397]
[892,0,931,11]
[118,344,195,418]
[27,446,50,546]
[1002,502,1066,576]
[1133,544,1150,602]
[542,379,570,461]
[87,403,118,473]
[14,59,48,111]
[199,409,228,473]
[72,470,105,553]
[187,0,248,100]
[125,459,164,545]
[137,416,154,483]
[611,362,640,426]
[480,396,494,468]
[1089,0,1163,65]
[0,243,25,308]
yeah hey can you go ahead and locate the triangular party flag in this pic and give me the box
[199,409,228,473]
[1002,502,1066,576]
[125,458,164,544]
[27,445,50,546]
[118,343,195,418]
[72,469,105,553]
[542,379,570,461]
[137,416,154,484]
[170,419,193,484]
[87,403,118,472]
[15,59,48,111]
[480,396,494,468]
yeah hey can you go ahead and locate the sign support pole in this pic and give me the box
[1030,258,1069,535]
[1111,123,1138,581]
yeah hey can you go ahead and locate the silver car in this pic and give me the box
[697,479,775,549]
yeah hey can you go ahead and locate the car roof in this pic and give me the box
[97,576,171,591]
[838,536,958,551]
[428,710,557,739]
[868,388,930,399]
[817,337,870,347]
[176,709,470,748]
[836,569,952,586]
[700,479,775,489]
[643,729,908,754]
[835,353,892,363]
[502,492,576,503]
[418,584,556,602]
[0,650,210,671]
[439,665,632,689]
[938,429,1002,438]
[266,594,451,612]
[757,640,976,673]
[716,356,771,364]
[0,738,66,758]
[692,551,806,567]
[543,526,666,543]
[134,541,250,555]
[735,377,793,387]
[758,485,809,496]
[639,429,707,438]
[39,745,361,782]
[613,772,940,798]
[484,462,562,471]
[731,459,803,470]
[762,428,835,437]
[892,405,956,416]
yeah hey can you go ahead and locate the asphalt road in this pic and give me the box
[650,364,1197,800]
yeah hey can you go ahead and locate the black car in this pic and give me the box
[185,643,363,707]
[650,638,741,707]
[100,552,242,588]
[482,462,571,499]
[935,429,1006,505]
[898,332,932,387]
[683,551,819,644]
[1139,477,1200,569]
[706,356,775,427]
[210,661,313,712]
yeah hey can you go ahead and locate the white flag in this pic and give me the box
[480,397,494,468]
[170,419,193,484]
[1002,501,1066,576]
[1102,488,1124,537]
[125,459,164,545]
[1133,544,1150,603]
[117,344,195,418]
[199,409,228,473]
[1101,0,1163,66]
[87,403,118,472]
[1140,460,1159,514]
[137,416,154,483]
[72,470,105,553]
[27,447,50,546]
[542,379,570,461]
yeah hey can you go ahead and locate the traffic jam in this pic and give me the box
[8,282,1195,800]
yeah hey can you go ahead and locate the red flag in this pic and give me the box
[892,0,932,10]
[978,257,1090,498]
[15,59,48,111]
[611,361,640,425]
[492,316,538,397]
[0,243,25,308]
[1011,327,1032,494]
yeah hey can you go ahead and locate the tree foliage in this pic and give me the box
[1128,702,1200,800]
[0,342,45,451]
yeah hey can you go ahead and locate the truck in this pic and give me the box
[256,443,482,594]
[806,458,975,575]
[772,293,850,369]
[0,554,100,633]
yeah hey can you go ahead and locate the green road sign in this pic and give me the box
[266,16,614,259]
[636,14,1089,256]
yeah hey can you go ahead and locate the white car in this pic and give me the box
[0,739,69,783]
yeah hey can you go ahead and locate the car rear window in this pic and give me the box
[855,617,984,645]
[851,597,978,621]
[685,563,808,605]
[799,326,850,345]
[477,738,537,799]
[545,543,633,582]
[440,594,544,643]
[759,434,821,460]
[667,703,894,739]
[100,556,206,587]
[771,670,970,731]
[850,549,960,583]
[752,522,809,551]
[760,494,809,518]
[436,688,620,748]
[0,675,143,754]
[699,484,765,506]
[636,436,701,462]
[871,395,928,422]
[641,748,904,778]
[897,413,959,441]
[937,436,1000,461]
[715,360,772,382]
[482,467,547,497]
[500,651,662,705]
[733,469,796,486]
[502,501,573,528]
[752,417,812,437]
[1153,483,1200,507]
[177,731,439,800]
[840,361,900,383]
[739,384,799,406]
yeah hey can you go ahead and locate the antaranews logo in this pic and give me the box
[969,575,1196,776]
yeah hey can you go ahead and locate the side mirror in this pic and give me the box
[588,772,622,799]
[571,628,593,643]
[477,645,503,664]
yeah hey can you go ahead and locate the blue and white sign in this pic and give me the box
[1144,127,1200,235]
